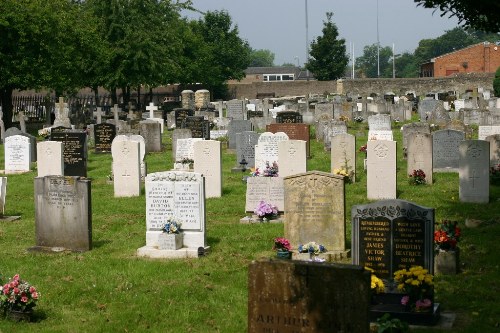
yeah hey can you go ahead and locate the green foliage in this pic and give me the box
[494,66,500,97]
[306,12,348,81]
[376,313,409,333]
[249,49,275,67]
[355,44,393,78]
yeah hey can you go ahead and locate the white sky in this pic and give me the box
[182,0,461,66]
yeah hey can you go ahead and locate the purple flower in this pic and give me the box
[401,295,410,305]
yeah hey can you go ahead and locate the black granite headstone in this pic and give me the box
[276,111,303,124]
[50,131,88,177]
[94,123,116,153]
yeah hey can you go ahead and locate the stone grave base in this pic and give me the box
[1,170,31,175]
[0,215,21,222]
[240,214,284,224]
[136,246,210,259]
[27,246,87,253]
[292,250,351,262]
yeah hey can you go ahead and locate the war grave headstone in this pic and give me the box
[478,125,500,140]
[32,176,92,252]
[402,122,431,153]
[254,132,289,172]
[4,127,37,162]
[367,141,396,200]
[111,138,141,197]
[172,128,192,158]
[137,171,209,258]
[485,134,500,167]
[227,119,253,149]
[278,140,307,178]
[267,123,310,158]
[233,131,260,172]
[276,111,303,124]
[139,120,161,153]
[242,177,284,223]
[4,135,31,174]
[432,129,465,172]
[50,130,88,177]
[352,199,439,325]
[314,103,334,121]
[323,120,347,151]
[194,140,221,198]
[248,260,370,333]
[459,140,489,203]
[284,171,349,261]
[407,133,433,184]
[94,123,116,153]
[331,133,356,182]
[182,116,210,140]
[226,99,245,120]
[174,108,194,128]
[113,135,147,180]
[37,141,64,177]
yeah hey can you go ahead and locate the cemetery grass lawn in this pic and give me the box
[0,123,499,332]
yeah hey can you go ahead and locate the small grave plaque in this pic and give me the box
[94,123,116,153]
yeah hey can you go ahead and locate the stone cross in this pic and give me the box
[55,97,65,121]
[96,107,102,124]
[113,104,120,124]
[127,102,135,120]
[19,111,27,133]
[146,102,158,119]
[469,169,479,188]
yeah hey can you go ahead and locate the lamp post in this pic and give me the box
[376,0,380,78]
[305,0,309,80]
[294,56,300,68]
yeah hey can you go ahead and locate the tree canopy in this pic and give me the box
[249,49,275,67]
[305,12,348,81]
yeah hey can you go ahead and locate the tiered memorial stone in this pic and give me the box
[94,123,116,153]
[226,99,245,120]
[254,132,289,172]
[276,111,302,123]
[194,140,222,198]
[459,140,489,203]
[233,131,260,171]
[32,176,92,252]
[248,260,370,333]
[111,138,141,197]
[174,108,194,128]
[172,129,192,158]
[277,140,307,178]
[4,135,31,174]
[352,199,435,279]
[331,133,356,182]
[37,141,64,177]
[137,171,209,259]
[139,120,162,153]
[407,133,433,184]
[182,116,210,140]
[367,140,396,200]
[486,134,500,167]
[50,129,88,177]
[267,123,311,158]
[432,129,465,172]
[284,171,349,261]
[227,120,253,149]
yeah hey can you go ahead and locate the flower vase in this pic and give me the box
[158,232,183,250]
[434,248,459,275]
[276,250,291,259]
[6,309,33,322]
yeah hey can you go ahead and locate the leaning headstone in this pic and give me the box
[407,133,433,184]
[248,260,370,333]
[194,140,222,198]
[50,130,88,177]
[459,140,489,203]
[37,141,64,177]
[254,132,289,172]
[94,123,116,153]
[284,171,349,260]
[367,140,396,200]
[234,131,260,170]
[433,129,465,172]
[331,133,356,182]
[227,120,253,149]
[245,177,284,213]
[352,199,435,279]
[111,138,141,197]
[278,140,307,178]
[139,120,162,153]
[32,176,92,252]
[137,171,209,258]
[4,135,31,174]
[485,134,500,167]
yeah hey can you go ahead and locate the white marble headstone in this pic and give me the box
[254,132,289,172]
[4,135,31,174]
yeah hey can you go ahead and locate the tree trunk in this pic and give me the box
[111,87,117,105]
[1,86,14,130]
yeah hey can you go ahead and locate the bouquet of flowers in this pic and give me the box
[365,267,385,294]
[333,168,353,183]
[408,169,426,185]
[394,266,433,312]
[254,201,278,221]
[359,144,367,154]
[262,161,279,177]
[273,237,291,252]
[298,241,326,255]
[163,216,182,234]
[0,274,40,312]
[434,220,460,251]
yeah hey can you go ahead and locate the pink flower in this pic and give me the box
[21,295,28,303]
[416,298,432,310]
[13,274,19,281]
[401,296,410,305]
[13,287,20,295]
[31,292,38,300]
[3,288,9,295]
[29,286,36,293]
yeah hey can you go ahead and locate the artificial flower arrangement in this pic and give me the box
[333,167,353,184]
[163,216,182,234]
[0,274,40,313]
[408,169,426,185]
[248,161,279,178]
[434,220,460,251]
[359,144,367,154]
[175,158,194,165]
[273,237,291,253]
[394,266,433,312]
[37,127,51,140]
[254,201,278,221]
[298,241,326,255]
[365,267,385,294]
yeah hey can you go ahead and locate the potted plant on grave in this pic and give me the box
[434,220,461,274]
[254,201,278,222]
[298,241,326,261]
[159,216,183,250]
[408,169,426,185]
[393,266,433,313]
[0,274,40,322]
[273,237,292,259]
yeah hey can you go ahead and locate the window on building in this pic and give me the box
[263,74,295,82]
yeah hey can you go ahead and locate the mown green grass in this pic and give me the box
[0,121,499,332]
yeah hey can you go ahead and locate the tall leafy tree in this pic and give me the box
[355,44,393,78]
[305,12,348,81]
[249,49,275,67]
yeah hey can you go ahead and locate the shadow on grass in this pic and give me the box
[92,239,112,249]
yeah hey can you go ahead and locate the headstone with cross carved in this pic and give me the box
[53,97,71,128]
[459,140,489,203]
[36,141,64,177]
[194,140,221,198]
[407,133,433,184]
[111,138,141,197]
[277,140,306,178]
[331,133,356,182]
[367,140,397,200]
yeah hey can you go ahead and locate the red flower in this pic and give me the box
[13,287,20,295]
[31,292,38,300]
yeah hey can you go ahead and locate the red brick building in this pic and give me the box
[420,42,500,77]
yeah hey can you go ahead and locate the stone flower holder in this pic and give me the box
[157,232,183,250]
[434,248,459,275]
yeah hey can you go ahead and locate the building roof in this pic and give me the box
[427,42,494,63]
[245,66,301,75]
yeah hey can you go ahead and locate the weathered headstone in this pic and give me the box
[53,97,71,128]
[459,140,489,203]
[245,177,284,213]
[254,132,289,172]
[172,128,192,158]
[367,140,396,200]
[278,140,307,178]
[194,140,222,198]
[433,129,465,171]
[352,199,435,279]
[50,130,88,177]
[368,114,391,131]
[331,133,356,182]
[226,99,245,120]
[324,121,347,151]
[4,135,31,174]
[139,120,162,153]
[248,260,370,333]
[314,103,334,120]
[111,138,141,197]
[94,123,116,153]
[37,141,64,177]
[32,176,92,251]
[175,138,203,161]
[478,125,500,140]
[181,90,195,110]
[227,120,253,149]
[407,133,433,184]
[402,122,431,151]
[485,134,500,167]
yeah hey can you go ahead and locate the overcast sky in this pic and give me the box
[182,0,461,66]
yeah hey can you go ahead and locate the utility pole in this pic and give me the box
[377,0,380,78]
